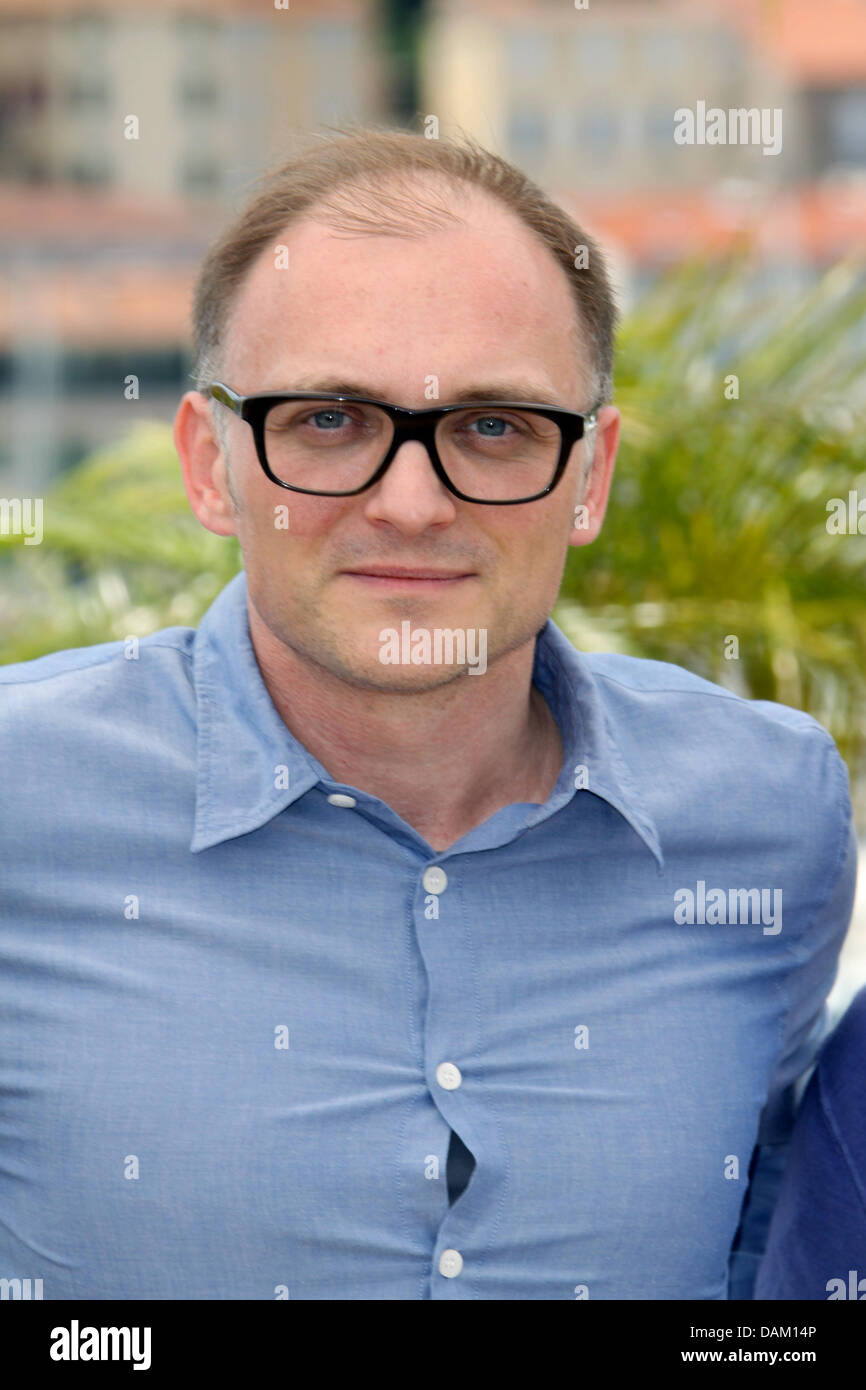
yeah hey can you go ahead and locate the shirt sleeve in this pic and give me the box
[726,813,858,1300]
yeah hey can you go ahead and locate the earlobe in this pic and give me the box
[568,512,601,547]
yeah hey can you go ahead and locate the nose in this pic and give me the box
[362,438,457,535]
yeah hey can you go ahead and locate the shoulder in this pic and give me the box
[0,626,196,744]
[585,649,827,735]
[0,626,194,683]
[577,650,853,897]
[583,649,844,774]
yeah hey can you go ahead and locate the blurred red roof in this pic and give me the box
[729,0,866,82]
[565,180,866,269]
[0,184,210,247]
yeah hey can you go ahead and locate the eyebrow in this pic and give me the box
[264,376,566,408]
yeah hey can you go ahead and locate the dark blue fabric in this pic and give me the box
[446,1129,476,1206]
[755,985,866,1300]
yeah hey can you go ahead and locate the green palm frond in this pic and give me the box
[559,253,866,778]
[0,422,241,663]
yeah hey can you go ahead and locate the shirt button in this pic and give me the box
[326,793,357,808]
[439,1249,464,1278]
[436,1061,462,1090]
[422,865,448,894]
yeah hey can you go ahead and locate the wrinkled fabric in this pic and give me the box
[0,569,856,1300]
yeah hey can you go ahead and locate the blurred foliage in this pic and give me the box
[556,254,866,783]
[1,256,865,791]
[0,422,241,662]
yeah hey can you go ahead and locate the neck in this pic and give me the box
[247,604,563,852]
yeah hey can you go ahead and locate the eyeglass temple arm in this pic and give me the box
[206,383,244,415]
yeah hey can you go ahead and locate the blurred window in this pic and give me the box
[64,12,110,78]
[573,32,621,79]
[0,79,48,119]
[703,29,742,79]
[581,109,618,152]
[311,21,361,123]
[648,105,675,147]
[66,78,110,108]
[507,107,547,160]
[642,31,687,72]
[63,348,188,390]
[827,89,866,165]
[65,13,109,43]
[17,161,50,184]
[177,10,219,110]
[67,159,111,187]
[180,77,219,109]
[181,157,221,195]
[176,15,218,42]
[506,31,555,82]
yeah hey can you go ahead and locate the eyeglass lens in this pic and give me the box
[261,399,563,501]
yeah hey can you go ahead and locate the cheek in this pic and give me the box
[247,496,348,556]
[489,510,565,570]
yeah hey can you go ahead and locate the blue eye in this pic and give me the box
[472,416,509,437]
[311,410,348,430]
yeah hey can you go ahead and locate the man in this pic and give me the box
[0,128,857,1300]
[755,983,866,1299]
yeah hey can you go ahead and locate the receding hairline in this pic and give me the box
[216,171,593,398]
[192,126,618,423]
[218,168,471,358]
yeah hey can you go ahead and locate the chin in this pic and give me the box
[338,651,477,694]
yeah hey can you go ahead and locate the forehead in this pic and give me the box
[222,184,590,399]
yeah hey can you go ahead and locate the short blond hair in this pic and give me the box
[192,124,617,407]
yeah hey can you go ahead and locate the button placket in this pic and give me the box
[414,855,486,1293]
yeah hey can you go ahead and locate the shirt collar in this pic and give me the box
[530,615,664,871]
[190,569,663,870]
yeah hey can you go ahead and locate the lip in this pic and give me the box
[340,571,475,590]
[341,567,474,581]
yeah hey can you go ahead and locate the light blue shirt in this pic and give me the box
[0,569,856,1300]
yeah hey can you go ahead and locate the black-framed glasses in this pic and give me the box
[205,382,599,505]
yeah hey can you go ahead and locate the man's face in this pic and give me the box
[177,185,618,691]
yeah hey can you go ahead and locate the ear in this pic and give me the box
[568,405,619,547]
[174,391,238,538]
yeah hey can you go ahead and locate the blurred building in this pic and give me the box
[0,0,385,197]
[0,0,388,485]
[421,0,866,190]
[419,0,866,308]
[1,0,865,484]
